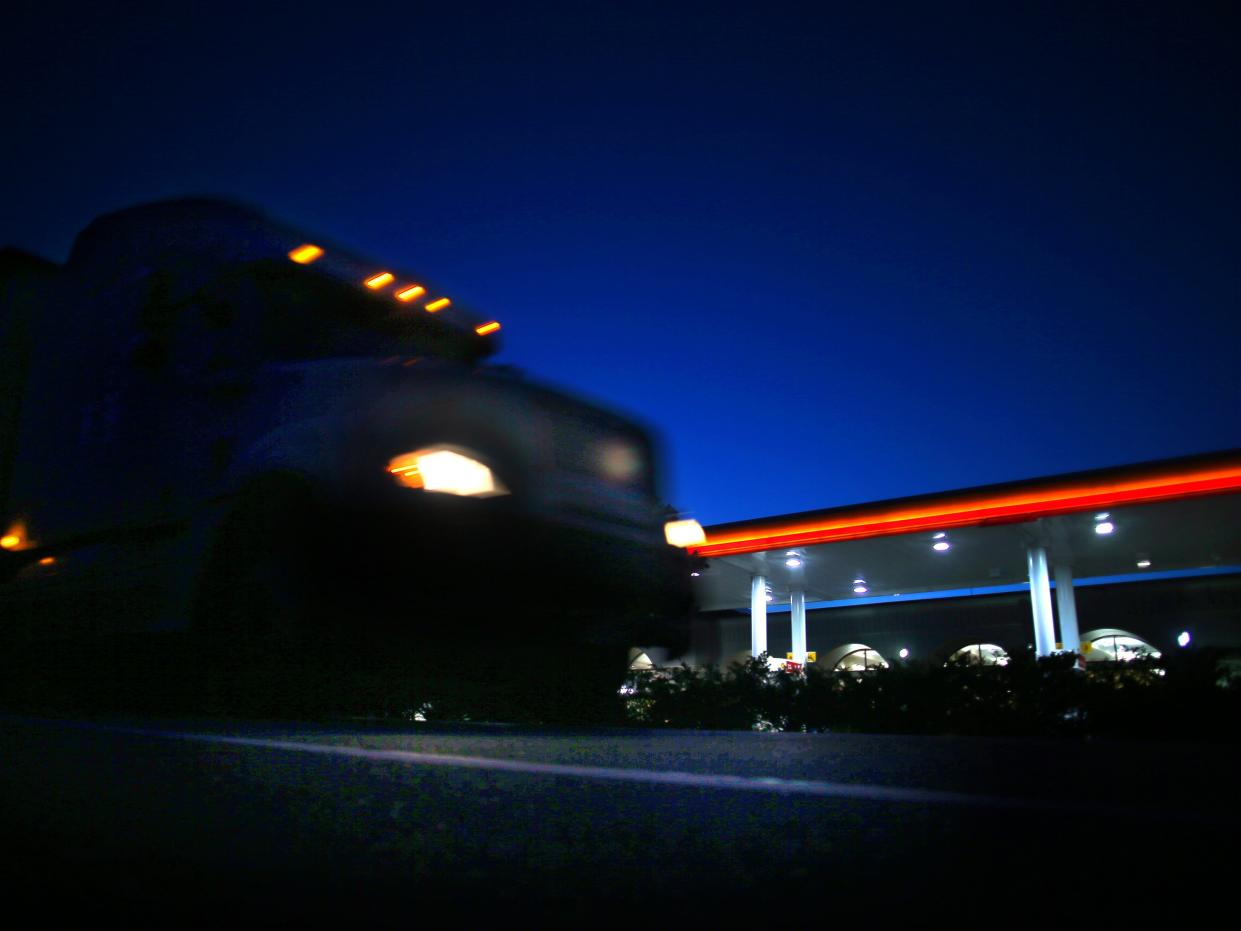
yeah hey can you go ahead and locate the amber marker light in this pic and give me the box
[39,557,55,566]
[424,298,451,312]
[388,455,426,490]
[0,534,19,550]
[288,243,324,264]
[365,272,396,290]
[395,285,426,302]
[475,321,501,336]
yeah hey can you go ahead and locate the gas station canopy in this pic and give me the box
[690,449,1241,613]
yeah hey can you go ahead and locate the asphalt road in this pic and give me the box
[1,715,1235,925]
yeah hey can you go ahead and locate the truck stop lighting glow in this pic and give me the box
[691,461,1241,557]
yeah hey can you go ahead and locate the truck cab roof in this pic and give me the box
[65,198,499,365]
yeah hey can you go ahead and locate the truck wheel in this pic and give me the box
[192,478,342,717]
[550,643,632,725]
[480,641,630,725]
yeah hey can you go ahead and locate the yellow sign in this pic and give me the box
[807,651,817,663]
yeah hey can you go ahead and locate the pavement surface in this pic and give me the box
[1,715,1235,925]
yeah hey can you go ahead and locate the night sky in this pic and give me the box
[4,1,1237,524]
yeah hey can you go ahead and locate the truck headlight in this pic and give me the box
[664,518,705,548]
[388,447,508,498]
[597,438,644,484]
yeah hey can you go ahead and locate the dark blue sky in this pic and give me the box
[4,1,1237,524]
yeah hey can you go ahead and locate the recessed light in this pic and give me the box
[690,571,700,577]
[1177,631,1191,647]
[1095,512,1110,521]
[932,532,946,540]
[785,556,802,568]
[899,648,909,659]
[1136,560,1151,569]
[853,585,868,594]
[933,541,950,551]
[1094,521,1114,535]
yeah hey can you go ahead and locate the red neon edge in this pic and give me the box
[690,467,1241,558]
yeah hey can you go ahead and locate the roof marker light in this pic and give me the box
[1094,521,1114,535]
[288,244,323,264]
[475,321,501,336]
[395,285,426,302]
[365,272,395,290]
[933,541,950,551]
[425,298,451,312]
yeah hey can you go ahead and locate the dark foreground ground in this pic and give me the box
[1,715,1235,926]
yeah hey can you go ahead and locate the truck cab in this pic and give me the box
[0,199,693,717]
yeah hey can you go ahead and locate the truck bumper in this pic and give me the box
[326,490,694,653]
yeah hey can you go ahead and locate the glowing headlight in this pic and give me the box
[388,447,508,498]
[664,519,705,548]
[597,439,643,483]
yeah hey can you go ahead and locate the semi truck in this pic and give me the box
[0,199,694,719]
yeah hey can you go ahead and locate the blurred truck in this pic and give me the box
[0,199,694,718]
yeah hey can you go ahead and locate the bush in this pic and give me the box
[621,650,1241,740]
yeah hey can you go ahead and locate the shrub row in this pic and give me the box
[622,650,1241,739]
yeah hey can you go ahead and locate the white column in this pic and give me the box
[1026,546,1056,658]
[790,589,807,664]
[750,574,768,658]
[1054,564,1081,655]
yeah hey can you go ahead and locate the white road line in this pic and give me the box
[76,721,1108,815]
[9,716,1218,821]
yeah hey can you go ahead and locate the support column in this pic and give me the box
[1026,546,1056,658]
[790,589,807,664]
[750,574,768,658]
[1053,564,1081,655]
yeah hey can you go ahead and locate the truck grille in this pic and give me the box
[551,416,651,492]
